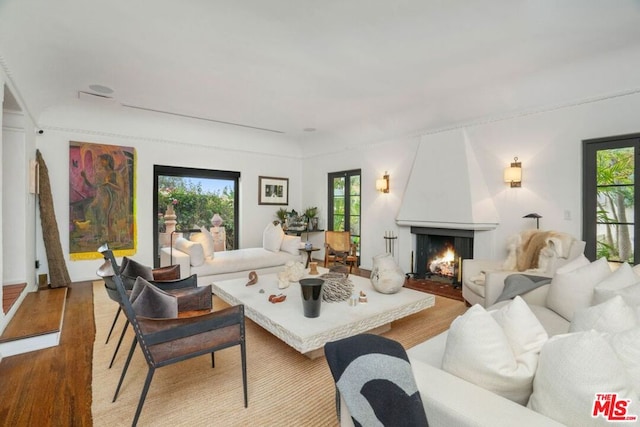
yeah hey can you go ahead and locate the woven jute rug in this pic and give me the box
[91,281,466,426]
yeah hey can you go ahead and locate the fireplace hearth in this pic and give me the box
[411,227,474,287]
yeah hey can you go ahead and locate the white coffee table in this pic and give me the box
[209,268,435,358]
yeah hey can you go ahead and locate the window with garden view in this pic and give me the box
[583,134,640,265]
[328,169,361,261]
[153,165,240,267]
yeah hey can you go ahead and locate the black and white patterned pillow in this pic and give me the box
[325,334,428,427]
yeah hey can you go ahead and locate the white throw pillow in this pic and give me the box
[591,262,638,305]
[280,235,301,256]
[174,236,205,267]
[442,297,548,405]
[607,327,640,387]
[546,257,611,321]
[528,330,640,427]
[570,296,638,333]
[554,253,590,275]
[490,296,549,355]
[594,281,640,307]
[263,222,285,252]
[189,227,215,260]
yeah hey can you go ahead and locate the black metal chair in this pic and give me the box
[98,244,247,426]
[98,258,181,346]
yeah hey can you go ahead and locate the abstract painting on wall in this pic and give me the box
[69,141,136,260]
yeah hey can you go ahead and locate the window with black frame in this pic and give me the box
[153,165,240,267]
[328,169,361,261]
[583,134,640,265]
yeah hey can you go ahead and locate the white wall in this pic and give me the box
[2,112,27,284]
[302,91,640,273]
[36,100,303,282]
[1,74,38,335]
[16,86,640,283]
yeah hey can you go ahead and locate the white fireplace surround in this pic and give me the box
[396,129,499,231]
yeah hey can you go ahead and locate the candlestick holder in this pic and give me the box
[384,232,398,256]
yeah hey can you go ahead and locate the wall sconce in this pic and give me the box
[504,157,522,188]
[376,171,390,193]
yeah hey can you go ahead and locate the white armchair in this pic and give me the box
[462,231,586,307]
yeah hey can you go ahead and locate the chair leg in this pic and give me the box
[211,352,215,368]
[241,340,248,408]
[109,319,130,369]
[132,367,155,427]
[113,337,138,402]
[105,307,122,344]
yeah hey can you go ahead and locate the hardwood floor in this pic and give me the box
[0,266,461,426]
[0,281,94,426]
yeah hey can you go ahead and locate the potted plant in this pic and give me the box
[304,207,318,231]
[275,207,288,225]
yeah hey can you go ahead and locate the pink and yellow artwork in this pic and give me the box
[69,141,136,260]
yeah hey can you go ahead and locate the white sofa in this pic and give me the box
[159,222,304,286]
[160,246,302,285]
[341,256,640,426]
[403,285,567,427]
[462,231,586,307]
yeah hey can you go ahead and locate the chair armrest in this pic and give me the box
[462,259,503,280]
[152,264,180,281]
[160,247,190,278]
[138,304,244,343]
[483,270,520,307]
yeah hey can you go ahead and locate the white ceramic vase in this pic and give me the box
[370,253,404,294]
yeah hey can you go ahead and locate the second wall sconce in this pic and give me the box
[504,157,522,188]
[376,171,390,193]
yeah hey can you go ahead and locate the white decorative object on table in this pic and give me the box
[277,260,306,289]
[370,253,404,294]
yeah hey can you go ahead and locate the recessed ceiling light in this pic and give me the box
[88,84,114,94]
[303,127,316,132]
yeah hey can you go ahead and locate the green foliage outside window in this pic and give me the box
[158,176,236,249]
[596,148,634,262]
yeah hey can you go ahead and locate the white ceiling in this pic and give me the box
[2,0,640,145]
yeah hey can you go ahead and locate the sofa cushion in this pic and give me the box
[527,329,640,426]
[189,247,300,277]
[174,237,205,267]
[546,257,611,321]
[280,234,301,255]
[189,227,215,260]
[263,222,284,252]
[441,297,547,405]
[570,295,638,334]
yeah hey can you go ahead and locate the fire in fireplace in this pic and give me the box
[428,243,457,279]
[411,227,474,286]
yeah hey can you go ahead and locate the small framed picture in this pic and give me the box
[258,176,289,205]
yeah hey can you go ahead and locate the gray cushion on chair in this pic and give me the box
[121,257,154,281]
[130,277,178,318]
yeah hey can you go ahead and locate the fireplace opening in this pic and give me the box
[411,227,474,287]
